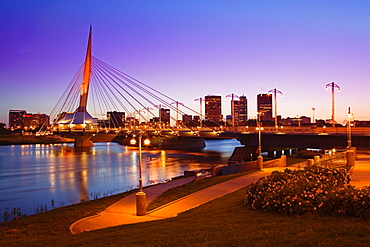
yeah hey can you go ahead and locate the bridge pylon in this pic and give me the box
[53,26,98,147]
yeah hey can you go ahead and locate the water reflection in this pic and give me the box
[0,139,241,218]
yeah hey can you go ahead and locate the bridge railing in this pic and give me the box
[315,150,347,168]
[221,126,370,134]
[92,125,370,135]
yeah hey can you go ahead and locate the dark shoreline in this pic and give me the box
[0,135,74,145]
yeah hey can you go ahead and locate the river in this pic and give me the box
[0,139,241,220]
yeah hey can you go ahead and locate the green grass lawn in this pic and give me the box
[2,187,370,246]
[1,160,369,246]
[147,171,256,211]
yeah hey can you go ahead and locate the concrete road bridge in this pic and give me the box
[81,125,370,151]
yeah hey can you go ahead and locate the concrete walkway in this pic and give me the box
[70,167,287,234]
[350,153,370,188]
[70,155,370,234]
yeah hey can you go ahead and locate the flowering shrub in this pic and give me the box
[244,165,370,218]
[320,186,370,218]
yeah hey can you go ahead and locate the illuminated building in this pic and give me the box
[107,111,125,128]
[126,116,139,126]
[9,110,50,130]
[159,108,170,124]
[9,110,27,129]
[257,94,273,121]
[205,95,222,122]
[233,95,248,125]
[281,116,311,126]
[24,113,49,130]
[182,114,192,124]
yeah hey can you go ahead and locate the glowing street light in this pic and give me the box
[325,82,340,127]
[130,137,137,145]
[347,107,353,149]
[132,133,151,216]
[256,125,264,157]
[256,112,264,170]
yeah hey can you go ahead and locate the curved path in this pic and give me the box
[349,153,370,188]
[70,156,370,234]
[70,167,288,234]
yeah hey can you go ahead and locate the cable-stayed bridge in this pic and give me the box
[48,27,228,148]
[46,27,370,152]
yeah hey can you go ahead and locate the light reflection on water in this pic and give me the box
[0,139,241,218]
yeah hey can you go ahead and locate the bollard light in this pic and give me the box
[144,138,151,146]
[130,138,137,145]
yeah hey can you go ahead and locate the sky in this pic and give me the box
[1,0,370,125]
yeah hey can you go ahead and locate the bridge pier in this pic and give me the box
[74,134,94,148]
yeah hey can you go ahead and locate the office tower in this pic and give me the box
[205,95,222,122]
[233,95,248,125]
[9,110,49,130]
[9,110,27,129]
[107,111,125,128]
[239,95,248,123]
[160,108,170,124]
[25,113,50,129]
[182,114,192,124]
[257,94,273,121]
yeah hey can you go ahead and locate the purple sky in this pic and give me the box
[1,1,370,125]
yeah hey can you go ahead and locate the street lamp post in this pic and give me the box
[346,107,356,166]
[135,134,146,216]
[131,133,151,216]
[256,112,263,169]
[226,93,239,129]
[171,101,184,127]
[325,82,340,128]
[297,115,301,127]
[312,107,316,125]
[347,107,352,149]
[268,88,283,129]
[258,126,262,157]
[194,97,204,128]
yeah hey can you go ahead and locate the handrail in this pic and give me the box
[315,151,347,168]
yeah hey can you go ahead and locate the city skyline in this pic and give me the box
[1,1,370,125]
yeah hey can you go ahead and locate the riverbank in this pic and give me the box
[2,164,370,246]
[0,135,74,145]
[0,140,240,220]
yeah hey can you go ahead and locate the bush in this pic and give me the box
[320,186,370,218]
[244,165,370,218]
